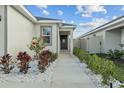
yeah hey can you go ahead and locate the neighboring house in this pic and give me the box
[74,15,124,53]
[0,5,76,58]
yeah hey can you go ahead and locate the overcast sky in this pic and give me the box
[26,5,124,38]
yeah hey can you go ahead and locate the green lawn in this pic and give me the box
[113,61,124,83]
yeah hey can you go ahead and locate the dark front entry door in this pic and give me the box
[60,35,68,50]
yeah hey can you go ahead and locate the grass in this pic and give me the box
[113,61,124,83]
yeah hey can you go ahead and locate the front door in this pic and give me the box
[60,35,68,50]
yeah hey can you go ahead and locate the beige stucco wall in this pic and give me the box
[0,6,6,56]
[121,28,124,50]
[2,5,74,58]
[105,28,121,52]
[34,23,58,53]
[79,28,122,53]
[88,36,103,53]
[80,38,87,51]
[79,31,105,53]
[73,39,80,48]
[7,6,36,58]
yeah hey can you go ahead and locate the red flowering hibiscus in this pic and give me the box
[31,39,37,46]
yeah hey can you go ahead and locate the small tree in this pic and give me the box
[28,37,45,59]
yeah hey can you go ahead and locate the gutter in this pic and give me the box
[13,5,63,24]
[12,5,77,29]
[37,20,62,23]
[12,5,37,22]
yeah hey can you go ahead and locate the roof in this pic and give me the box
[62,23,76,27]
[35,16,62,21]
[60,23,77,29]
[13,5,76,28]
[79,15,124,38]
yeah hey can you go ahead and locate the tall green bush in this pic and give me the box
[73,47,116,85]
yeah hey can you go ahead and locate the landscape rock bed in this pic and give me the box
[0,60,57,85]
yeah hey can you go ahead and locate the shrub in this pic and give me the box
[120,84,124,88]
[107,49,124,59]
[73,47,88,62]
[100,59,116,84]
[28,37,45,59]
[38,50,52,73]
[17,52,31,74]
[73,48,116,85]
[49,53,58,62]
[0,54,14,74]
[87,55,102,74]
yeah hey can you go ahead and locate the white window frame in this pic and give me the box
[41,26,52,46]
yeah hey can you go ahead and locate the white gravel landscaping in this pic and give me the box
[0,60,57,87]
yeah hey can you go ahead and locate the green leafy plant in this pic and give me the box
[107,49,124,59]
[73,47,88,62]
[28,37,45,58]
[120,84,124,88]
[100,60,116,85]
[49,53,58,62]
[73,47,116,85]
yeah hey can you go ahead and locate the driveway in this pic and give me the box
[50,53,96,88]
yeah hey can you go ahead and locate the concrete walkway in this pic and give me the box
[50,53,96,88]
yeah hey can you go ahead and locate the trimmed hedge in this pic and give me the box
[73,47,116,85]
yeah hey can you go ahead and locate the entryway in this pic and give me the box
[59,30,73,54]
[60,35,68,50]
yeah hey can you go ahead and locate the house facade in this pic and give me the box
[74,15,124,53]
[0,5,76,58]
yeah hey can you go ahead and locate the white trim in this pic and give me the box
[13,5,63,24]
[61,26,76,29]
[12,5,77,29]
[12,5,37,22]
[37,20,62,23]
[40,26,52,46]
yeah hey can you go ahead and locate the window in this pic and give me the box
[41,26,52,45]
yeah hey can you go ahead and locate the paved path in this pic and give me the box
[50,53,96,88]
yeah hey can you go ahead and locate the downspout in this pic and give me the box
[57,23,60,55]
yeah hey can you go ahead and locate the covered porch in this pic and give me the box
[58,28,73,54]
[105,26,124,52]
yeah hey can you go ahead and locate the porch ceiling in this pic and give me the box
[59,31,70,35]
